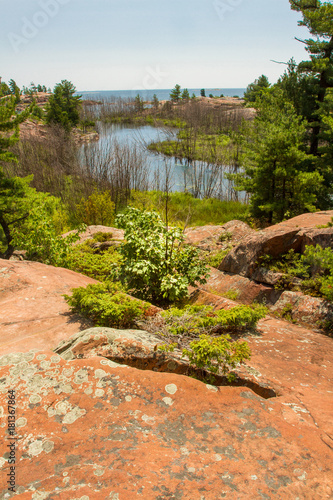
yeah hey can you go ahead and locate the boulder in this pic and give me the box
[54,327,187,375]
[63,225,124,246]
[270,290,333,329]
[196,267,280,305]
[185,220,254,251]
[220,211,333,278]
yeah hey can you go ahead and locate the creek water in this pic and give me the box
[80,122,241,200]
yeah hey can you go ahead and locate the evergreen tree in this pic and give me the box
[134,93,144,112]
[170,84,181,103]
[233,90,321,223]
[200,88,206,97]
[243,75,270,104]
[46,80,81,131]
[152,94,159,109]
[289,0,333,157]
[181,88,190,101]
[0,95,34,257]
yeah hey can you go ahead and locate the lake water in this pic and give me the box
[81,122,241,200]
[78,88,246,102]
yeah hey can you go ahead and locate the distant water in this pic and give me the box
[78,88,246,101]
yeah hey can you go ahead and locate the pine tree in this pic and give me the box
[46,80,81,131]
[233,90,321,223]
[170,84,181,103]
[0,95,34,257]
[289,0,333,156]
[181,88,190,101]
[152,94,159,109]
[243,75,270,104]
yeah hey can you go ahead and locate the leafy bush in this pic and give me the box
[67,246,122,282]
[116,208,210,304]
[64,282,149,328]
[91,231,114,242]
[76,190,115,226]
[261,245,333,302]
[206,248,231,268]
[11,191,83,266]
[159,304,267,337]
[182,334,251,383]
[149,303,264,383]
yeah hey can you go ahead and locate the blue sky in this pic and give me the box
[0,0,310,91]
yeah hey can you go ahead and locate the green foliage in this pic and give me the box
[46,80,81,131]
[233,89,321,223]
[160,303,267,337]
[206,248,231,269]
[91,231,114,242]
[261,244,333,302]
[135,94,144,112]
[222,289,240,301]
[67,244,122,282]
[170,84,181,103]
[129,190,248,227]
[11,191,84,266]
[243,75,270,104]
[182,334,251,383]
[64,282,149,328]
[152,94,159,109]
[116,207,210,304]
[76,190,115,226]
[181,88,190,101]
[200,89,206,97]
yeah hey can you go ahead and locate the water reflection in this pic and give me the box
[80,122,244,200]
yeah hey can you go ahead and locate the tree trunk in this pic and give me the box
[0,214,14,259]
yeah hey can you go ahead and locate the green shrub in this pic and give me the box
[11,191,83,266]
[206,248,231,268]
[160,304,267,337]
[182,334,251,383]
[67,246,122,282]
[116,207,210,304]
[92,231,114,242]
[64,282,149,328]
[261,245,333,302]
[76,190,115,226]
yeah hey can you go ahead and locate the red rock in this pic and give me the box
[0,350,332,499]
[220,211,333,278]
[270,290,333,329]
[63,225,124,246]
[196,267,280,305]
[185,220,254,251]
[54,326,188,375]
[0,259,156,356]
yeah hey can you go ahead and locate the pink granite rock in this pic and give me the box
[0,350,332,499]
[220,211,333,278]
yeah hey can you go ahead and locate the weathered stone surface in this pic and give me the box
[270,290,333,329]
[0,350,332,499]
[190,288,333,439]
[195,267,280,305]
[63,225,125,246]
[0,259,97,356]
[0,260,157,357]
[185,220,254,251]
[54,327,188,375]
[220,211,333,278]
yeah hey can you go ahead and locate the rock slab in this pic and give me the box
[0,351,332,499]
